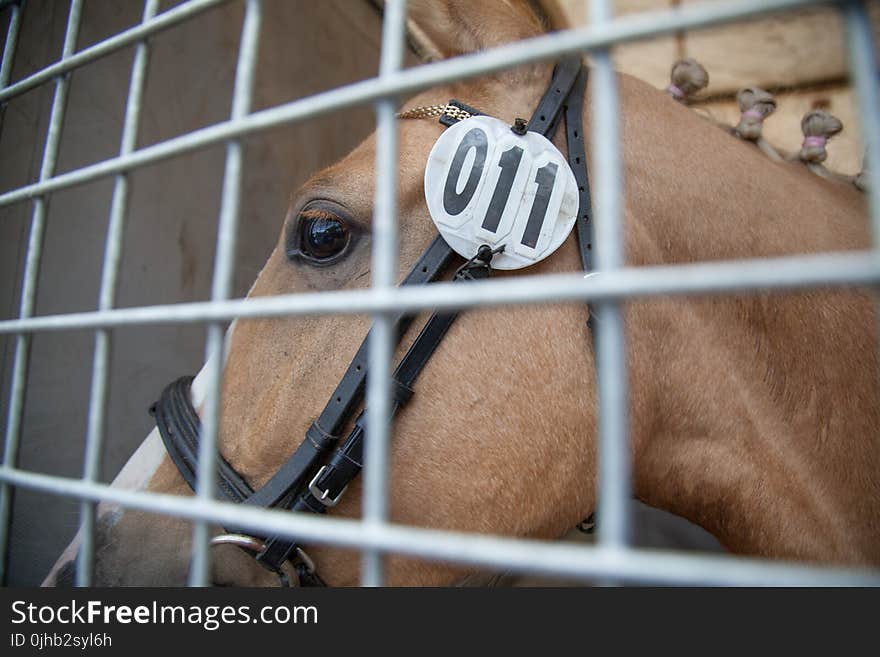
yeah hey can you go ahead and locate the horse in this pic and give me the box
[44,0,880,586]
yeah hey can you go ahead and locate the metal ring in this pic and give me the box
[210,533,296,587]
[211,533,267,553]
[294,546,316,574]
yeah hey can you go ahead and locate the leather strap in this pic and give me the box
[244,233,454,509]
[152,377,253,503]
[526,55,592,272]
[153,235,455,509]
[256,256,492,569]
[306,253,495,508]
[564,65,594,273]
[527,55,583,137]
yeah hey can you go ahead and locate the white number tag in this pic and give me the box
[424,115,578,270]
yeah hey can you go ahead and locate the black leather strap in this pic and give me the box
[313,265,489,500]
[242,233,454,509]
[152,377,253,503]
[527,55,583,137]
[256,255,493,569]
[525,55,592,272]
[564,65,594,273]
[152,235,455,510]
[309,233,455,438]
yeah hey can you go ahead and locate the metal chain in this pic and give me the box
[397,103,472,122]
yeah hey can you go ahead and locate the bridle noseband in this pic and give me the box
[151,55,594,586]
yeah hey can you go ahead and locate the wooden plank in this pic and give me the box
[554,0,680,88]
[553,0,880,95]
[681,4,854,94]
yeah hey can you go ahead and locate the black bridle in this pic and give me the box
[151,55,594,586]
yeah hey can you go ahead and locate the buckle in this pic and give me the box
[308,466,347,507]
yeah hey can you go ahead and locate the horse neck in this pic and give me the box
[628,292,880,565]
[602,74,880,566]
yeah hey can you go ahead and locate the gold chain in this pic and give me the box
[396,103,472,122]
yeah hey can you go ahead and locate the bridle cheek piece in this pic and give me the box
[151,55,594,587]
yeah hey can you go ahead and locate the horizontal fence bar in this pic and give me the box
[0,250,877,335]
[0,0,833,210]
[2,466,876,586]
[0,0,230,103]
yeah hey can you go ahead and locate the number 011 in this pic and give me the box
[443,128,559,249]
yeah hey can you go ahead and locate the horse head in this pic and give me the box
[45,0,880,586]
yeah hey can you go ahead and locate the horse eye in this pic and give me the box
[290,203,353,265]
[302,216,349,259]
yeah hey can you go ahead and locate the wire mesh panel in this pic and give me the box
[1,0,879,587]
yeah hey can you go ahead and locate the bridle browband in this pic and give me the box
[151,54,594,586]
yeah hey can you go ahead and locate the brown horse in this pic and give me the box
[45,0,880,586]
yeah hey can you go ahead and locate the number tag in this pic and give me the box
[424,115,578,270]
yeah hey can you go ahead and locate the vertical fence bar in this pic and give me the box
[842,0,880,246]
[362,0,406,587]
[76,0,159,587]
[0,0,82,586]
[0,0,22,88]
[0,0,24,586]
[589,0,632,553]
[188,0,262,587]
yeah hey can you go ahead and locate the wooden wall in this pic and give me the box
[553,0,880,175]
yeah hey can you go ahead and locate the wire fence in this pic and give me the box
[1,0,879,587]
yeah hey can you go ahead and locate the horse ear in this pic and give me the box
[407,0,548,59]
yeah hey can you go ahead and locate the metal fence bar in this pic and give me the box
[1,466,878,586]
[76,0,159,588]
[2,250,879,335]
[1,0,877,588]
[842,0,880,245]
[187,0,262,588]
[0,0,22,88]
[0,0,82,586]
[590,0,632,556]
[0,0,833,212]
[362,0,407,587]
[0,0,23,584]
[0,0,230,104]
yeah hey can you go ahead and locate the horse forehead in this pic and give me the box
[300,120,444,215]
[301,83,501,206]
[369,116,447,170]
